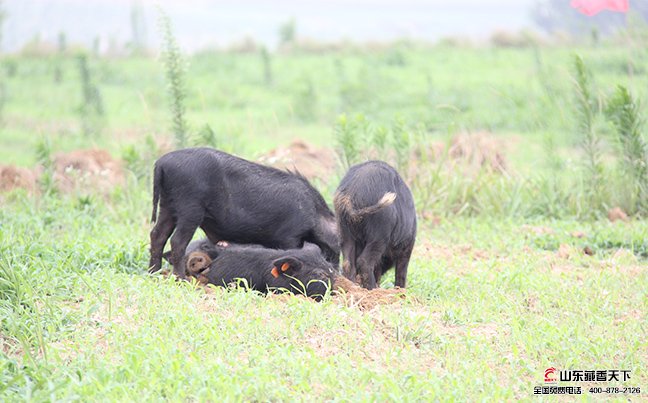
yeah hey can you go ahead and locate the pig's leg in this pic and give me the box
[356,241,386,290]
[149,206,175,273]
[373,256,392,289]
[341,242,356,281]
[394,244,413,288]
[169,212,203,279]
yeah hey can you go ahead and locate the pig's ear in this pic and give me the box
[270,256,303,278]
[162,250,172,263]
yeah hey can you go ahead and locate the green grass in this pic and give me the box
[1,43,647,400]
[1,45,646,165]
[0,193,646,400]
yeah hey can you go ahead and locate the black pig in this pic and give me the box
[334,161,416,289]
[186,241,335,300]
[148,148,340,278]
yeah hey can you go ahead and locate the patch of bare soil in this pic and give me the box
[541,241,647,278]
[521,225,554,236]
[448,131,507,173]
[1,334,23,358]
[258,140,337,183]
[414,239,491,263]
[1,148,126,195]
[52,149,125,193]
[0,165,38,193]
[332,276,406,311]
[408,131,509,180]
[608,207,629,223]
[556,243,574,259]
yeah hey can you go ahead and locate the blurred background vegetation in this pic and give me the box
[0,0,646,220]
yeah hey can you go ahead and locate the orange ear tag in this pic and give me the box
[281,263,290,272]
[271,267,280,278]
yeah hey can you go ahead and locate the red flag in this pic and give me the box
[571,0,629,16]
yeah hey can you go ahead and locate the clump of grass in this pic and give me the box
[606,85,648,213]
[338,76,370,113]
[53,32,66,83]
[158,8,188,148]
[196,123,218,148]
[122,134,162,181]
[391,117,411,175]
[572,55,605,215]
[293,77,317,122]
[34,137,55,194]
[372,125,388,158]
[129,0,147,55]
[3,58,16,77]
[77,53,104,137]
[260,46,272,86]
[0,81,6,125]
[335,114,366,170]
[57,31,66,54]
[384,46,407,67]
[278,17,296,46]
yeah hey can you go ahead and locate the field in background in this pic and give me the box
[1,42,647,399]
[2,45,646,164]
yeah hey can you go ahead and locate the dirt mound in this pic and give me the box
[608,207,629,223]
[258,140,337,183]
[332,276,406,311]
[448,131,507,173]
[0,165,38,193]
[411,131,508,181]
[52,149,125,193]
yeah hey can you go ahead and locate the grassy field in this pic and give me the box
[1,42,647,400]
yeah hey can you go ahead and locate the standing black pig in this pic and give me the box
[148,148,340,278]
[334,161,416,289]
[184,241,336,300]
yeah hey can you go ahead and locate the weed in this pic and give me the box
[572,55,605,216]
[293,77,317,122]
[158,8,188,148]
[129,1,147,55]
[391,117,411,175]
[34,137,55,194]
[77,53,104,137]
[196,123,218,148]
[121,134,160,180]
[334,114,366,170]
[606,85,648,213]
[0,81,5,125]
[278,18,297,46]
[53,32,67,84]
[260,46,272,86]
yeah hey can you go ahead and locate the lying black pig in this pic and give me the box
[180,240,336,301]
